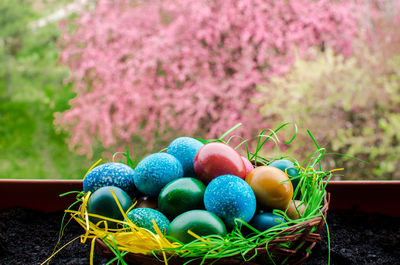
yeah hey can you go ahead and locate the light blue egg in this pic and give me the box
[167,137,203,178]
[204,175,256,227]
[125,208,170,234]
[133,153,183,197]
[83,162,136,198]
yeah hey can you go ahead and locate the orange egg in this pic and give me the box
[286,200,306,220]
[245,166,293,210]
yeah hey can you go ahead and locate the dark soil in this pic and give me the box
[0,207,399,265]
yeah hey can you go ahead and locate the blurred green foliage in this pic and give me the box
[257,47,400,180]
[0,0,96,179]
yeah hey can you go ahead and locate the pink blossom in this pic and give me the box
[56,0,360,156]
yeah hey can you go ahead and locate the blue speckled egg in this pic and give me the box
[269,159,300,190]
[204,174,256,227]
[133,153,183,197]
[125,208,170,234]
[167,137,204,178]
[250,212,286,232]
[83,162,136,198]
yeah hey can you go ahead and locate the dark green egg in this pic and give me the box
[87,186,133,227]
[158,178,205,219]
[166,210,227,244]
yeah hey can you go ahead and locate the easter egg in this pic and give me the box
[286,200,306,220]
[204,175,256,227]
[135,196,158,209]
[250,212,286,232]
[242,156,255,176]
[87,186,133,227]
[158,178,206,219]
[269,159,300,190]
[83,162,137,198]
[193,142,246,184]
[133,153,183,197]
[125,208,170,234]
[167,137,204,178]
[245,166,293,211]
[166,210,226,244]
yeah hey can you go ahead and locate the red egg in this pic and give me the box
[193,142,246,184]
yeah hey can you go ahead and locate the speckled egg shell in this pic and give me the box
[204,175,256,227]
[83,162,136,198]
[167,137,204,178]
[125,208,170,234]
[133,153,183,197]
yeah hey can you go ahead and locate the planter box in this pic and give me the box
[1,179,399,216]
[1,179,399,265]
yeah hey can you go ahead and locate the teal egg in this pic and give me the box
[133,153,184,197]
[166,210,227,244]
[87,186,133,227]
[250,212,286,232]
[269,159,300,190]
[125,208,170,234]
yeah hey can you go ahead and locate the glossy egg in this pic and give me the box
[135,196,158,209]
[87,186,133,227]
[166,210,227,244]
[125,208,170,234]
[250,212,286,232]
[133,153,183,197]
[269,159,300,190]
[245,166,293,211]
[204,175,256,227]
[158,178,205,219]
[241,156,255,176]
[83,162,137,198]
[167,137,204,178]
[193,142,246,184]
[286,200,306,220]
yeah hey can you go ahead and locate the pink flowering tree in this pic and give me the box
[56,0,360,156]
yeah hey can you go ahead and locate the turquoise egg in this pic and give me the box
[83,162,137,198]
[133,153,183,196]
[167,137,204,178]
[269,159,300,190]
[125,208,170,234]
[87,186,133,227]
[249,212,286,232]
[204,175,256,227]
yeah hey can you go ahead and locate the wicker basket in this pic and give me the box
[94,193,330,265]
